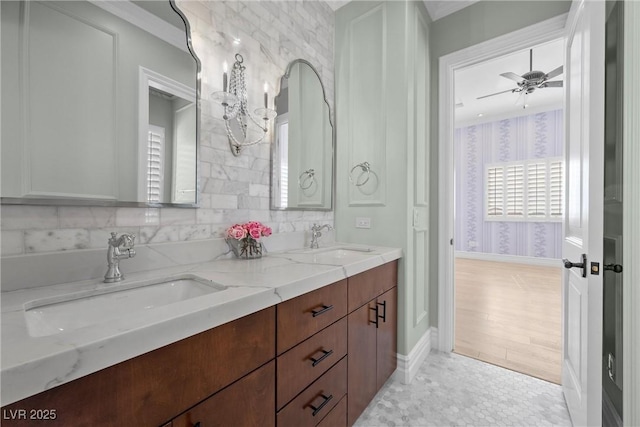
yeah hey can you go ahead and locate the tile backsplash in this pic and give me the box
[1,0,335,259]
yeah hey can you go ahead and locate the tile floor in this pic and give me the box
[354,351,572,427]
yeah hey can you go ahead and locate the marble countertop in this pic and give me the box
[1,243,402,406]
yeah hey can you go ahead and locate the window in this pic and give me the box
[485,158,563,222]
[147,125,165,203]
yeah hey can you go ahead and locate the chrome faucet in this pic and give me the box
[310,224,332,249]
[104,232,136,283]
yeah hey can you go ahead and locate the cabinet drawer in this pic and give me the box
[277,279,347,354]
[317,395,347,427]
[277,317,347,410]
[348,261,398,312]
[172,361,275,427]
[277,357,347,427]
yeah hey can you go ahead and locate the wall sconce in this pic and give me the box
[211,54,277,156]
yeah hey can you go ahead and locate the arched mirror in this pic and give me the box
[0,0,200,207]
[271,59,334,210]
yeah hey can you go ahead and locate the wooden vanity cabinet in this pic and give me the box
[1,261,398,427]
[0,307,275,427]
[347,262,398,426]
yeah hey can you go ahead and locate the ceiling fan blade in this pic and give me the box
[476,88,516,100]
[542,80,563,88]
[546,65,563,79]
[500,72,525,83]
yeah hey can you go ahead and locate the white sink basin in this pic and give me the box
[24,275,226,337]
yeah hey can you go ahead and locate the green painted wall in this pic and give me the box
[335,1,431,356]
[427,0,572,327]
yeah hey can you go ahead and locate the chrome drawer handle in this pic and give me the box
[310,349,334,367]
[309,394,333,417]
[311,304,334,317]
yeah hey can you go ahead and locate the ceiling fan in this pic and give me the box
[476,49,563,104]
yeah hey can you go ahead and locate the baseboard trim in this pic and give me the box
[455,251,561,267]
[395,327,434,384]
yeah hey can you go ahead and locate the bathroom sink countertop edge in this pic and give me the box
[0,243,402,407]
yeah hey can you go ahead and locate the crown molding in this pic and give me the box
[423,0,480,21]
[88,0,187,52]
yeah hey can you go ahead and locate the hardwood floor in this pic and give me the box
[454,257,562,384]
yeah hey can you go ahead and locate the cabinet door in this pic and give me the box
[347,302,377,426]
[172,361,275,427]
[376,287,397,389]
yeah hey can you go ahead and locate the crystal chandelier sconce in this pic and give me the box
[211,54,277,156]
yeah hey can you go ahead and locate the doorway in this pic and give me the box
[451,39,565,383]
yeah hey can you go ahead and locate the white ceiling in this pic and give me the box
[454,38,565,126]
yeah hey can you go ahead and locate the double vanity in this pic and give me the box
[1,243,401,426]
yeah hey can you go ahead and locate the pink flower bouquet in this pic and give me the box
[226,221,272,258]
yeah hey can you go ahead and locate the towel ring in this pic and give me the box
[298,169,316,190]
[349,162,371,187]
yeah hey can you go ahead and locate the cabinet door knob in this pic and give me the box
[310,349,334,367]
[311,304,334,317]
[309,394,333,417]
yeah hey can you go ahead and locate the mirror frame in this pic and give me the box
[0,0,202,208]
[271,59,335,211]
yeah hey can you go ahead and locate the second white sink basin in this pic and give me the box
[24,275,226,337]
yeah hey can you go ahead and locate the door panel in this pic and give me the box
[562,0,605,425]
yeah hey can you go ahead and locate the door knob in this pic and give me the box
[604,263,623,273]
[563,254,587,278]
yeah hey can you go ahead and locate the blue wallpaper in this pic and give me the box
[454,110,563,259]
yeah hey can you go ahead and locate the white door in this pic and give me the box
[562,0,605,425]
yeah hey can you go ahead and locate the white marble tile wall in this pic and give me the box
[0,0,334,260]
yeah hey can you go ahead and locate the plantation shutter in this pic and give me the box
[527,162,547,218]
[505,164,524,217]
[147,125,164,203]
[279,121,289,206]
[549,160,564,218]
[486,166,504,217]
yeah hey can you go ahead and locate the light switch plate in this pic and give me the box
[355,217,371,229]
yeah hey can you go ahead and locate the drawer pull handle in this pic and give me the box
[309,394,333,416]
[311,304,334,317]
[310,349,334,367]
[377,300,387,323]
[370,305,379,328]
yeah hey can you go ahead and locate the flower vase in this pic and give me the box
[227,238,263,259]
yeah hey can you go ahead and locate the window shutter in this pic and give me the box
[281,122,289,206]
[147,126,164,203]
[505,164,524,217]
[549,160,564,218]
[486,166,504,217]
[527,162,547,218]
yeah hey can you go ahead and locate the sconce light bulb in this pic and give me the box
[264,82,268,92]
[223,61,228,73]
